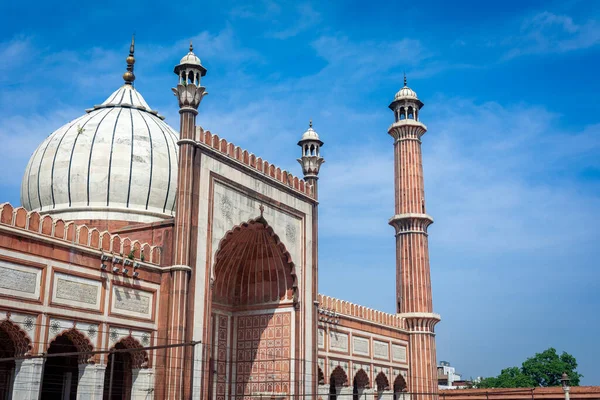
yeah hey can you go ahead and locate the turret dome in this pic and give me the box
[20,84,179,224]
[394,85,418,100]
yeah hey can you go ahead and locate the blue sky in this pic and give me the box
[1,0,599,385]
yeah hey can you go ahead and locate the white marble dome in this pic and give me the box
[300,126,320,142]
[20,84,179,223]
[394,85,418,100]
[180,51,201,66]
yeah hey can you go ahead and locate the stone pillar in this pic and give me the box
[131,368,154,400]
[11,358,44,400]
[339,386,354,397]
[76,364,106,400]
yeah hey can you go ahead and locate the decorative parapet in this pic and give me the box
[195,126,315,199]
[0,203,161,265]
[317,294,406,329]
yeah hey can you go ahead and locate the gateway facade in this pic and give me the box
[0,39,440,399]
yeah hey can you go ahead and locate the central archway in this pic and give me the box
[209,217,297,399]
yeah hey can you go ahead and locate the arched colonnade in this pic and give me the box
[0,319,152,400]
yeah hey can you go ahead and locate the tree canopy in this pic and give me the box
[475,348,582,388]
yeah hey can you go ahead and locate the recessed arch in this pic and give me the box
[354,369,369,389]
[330,365,348,387]
[212,216,297,306]
[375,371,390,392]
[0,320,32,357]
[48,328,94,364]
[103,336,147,400]
[393,374,407,393]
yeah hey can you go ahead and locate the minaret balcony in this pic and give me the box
[398,312,441,332]
[387,120,427,142]
[389,213,434,236]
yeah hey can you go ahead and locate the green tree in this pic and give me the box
[476,367,535,388]
[521,347,582,386]
[474,348,582,388]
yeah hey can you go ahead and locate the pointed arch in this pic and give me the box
[330,366,348,387]
[393,374,407,393]
[112,335,149,369]
[354,368,369,388]
[212,216,298,306]
[318,366,325,385]
[0,319,32,356]
[49,328,94,363]
[375,371,390,392]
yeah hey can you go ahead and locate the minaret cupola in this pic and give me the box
[174,42,207,86]
[389,74,424,123]
[297,120,325,180]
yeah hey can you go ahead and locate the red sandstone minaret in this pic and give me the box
[166,42,207,399]
[388,76,440,398]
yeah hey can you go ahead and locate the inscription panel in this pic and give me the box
[111,286,153,320]
[392,344,407,363]
[318,328,325,348]
[353,336,370,356]
[328,331,348,352]
[52,273,101,310]
[0,261,41,300]
[373,340,389,360]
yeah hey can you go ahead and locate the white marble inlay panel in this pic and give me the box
[318,328,325,348]
[0,261,41,300]
[111,286,153,319]
[329,331,348,352]
[353,336,370,356]
[373,340,389,359]
[52,273,101,310]
[392,344,407,362]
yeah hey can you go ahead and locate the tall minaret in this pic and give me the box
[297,120,324,395]
[388,76,440,398]
[166,42,207,399]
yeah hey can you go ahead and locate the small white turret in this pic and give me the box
[297,120,325,181]
[172,41,208,111]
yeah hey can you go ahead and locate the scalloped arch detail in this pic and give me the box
[0,320,33,357]
[212,216,297,306]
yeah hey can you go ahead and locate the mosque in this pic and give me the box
[0,37,440,399]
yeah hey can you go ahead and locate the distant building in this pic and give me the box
[438,361,469,389]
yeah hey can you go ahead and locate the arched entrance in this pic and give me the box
[103,336,148,400]
[0,327,13,400]
[329,366,347,400]
[209,216,297,399]
[0,320,32,400]
[41,329,93,400]
[393,374,407,400]
[353,369,369,400]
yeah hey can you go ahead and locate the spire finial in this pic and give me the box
[123,34,136,85]
[309,119,313,128]
[404,72,407,87]
[189,40,193,52]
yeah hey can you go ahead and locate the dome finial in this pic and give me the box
[123,34,136,85]
[309,119,313,128]
[189,40,193,52]
[404,72,407,87]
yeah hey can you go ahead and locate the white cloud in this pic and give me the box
[504,11,600,59]
[267,3,322,39]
